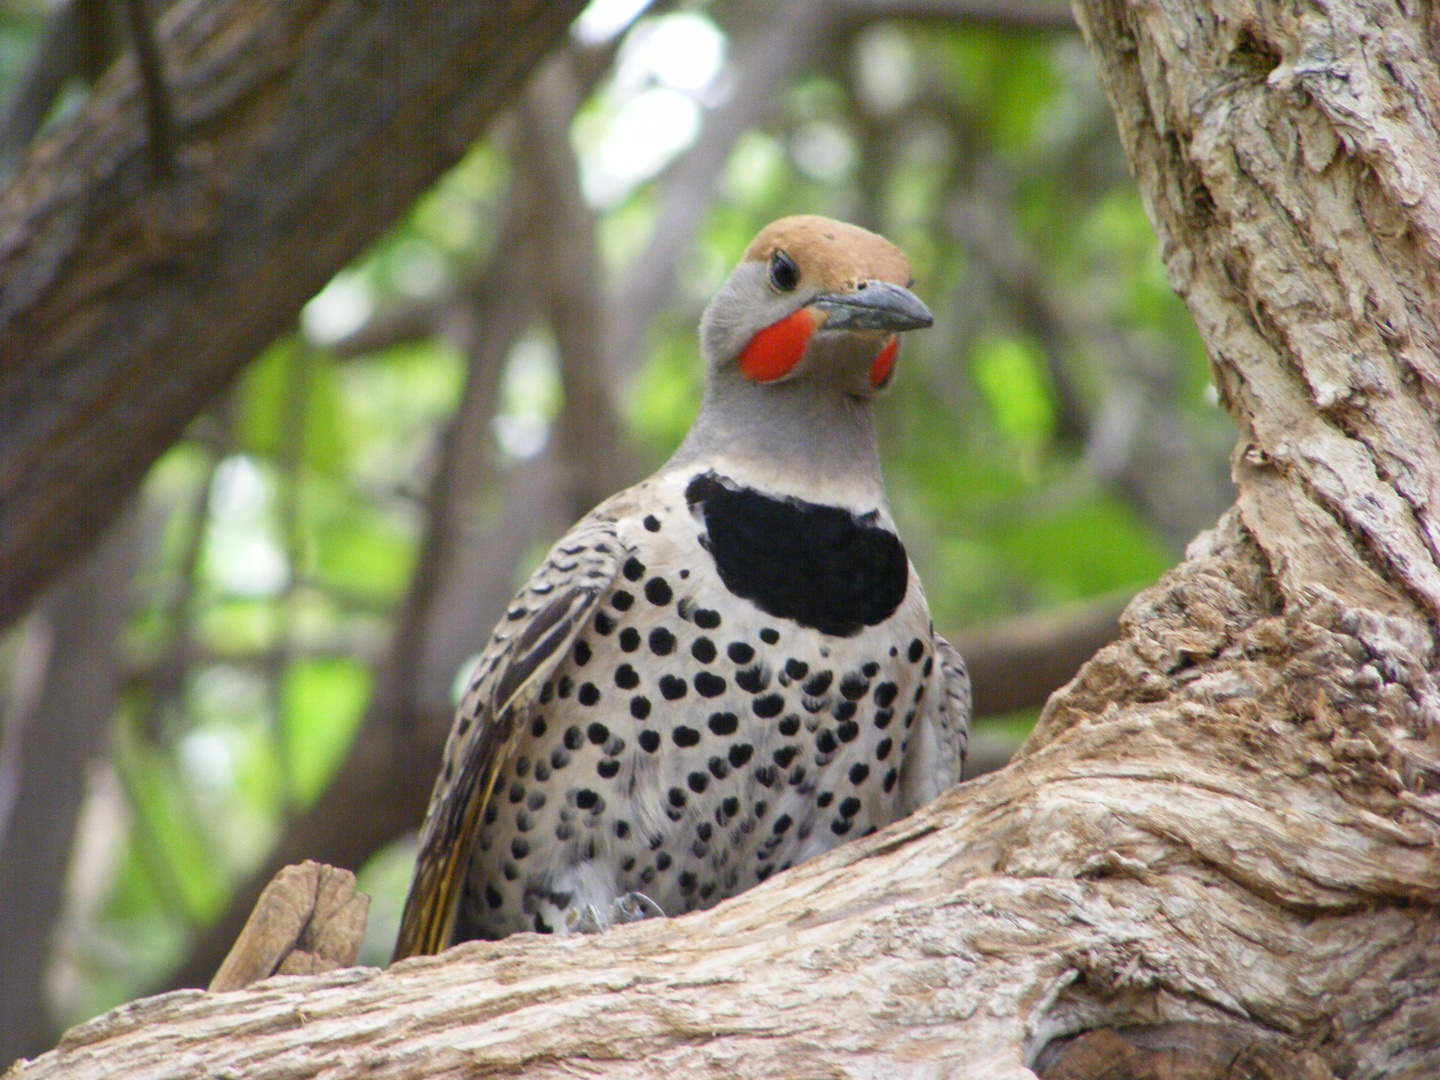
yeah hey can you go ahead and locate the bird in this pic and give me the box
[392,215,970,958]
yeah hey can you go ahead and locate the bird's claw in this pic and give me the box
[565,904,606,934]
[611,891,665,924]
[563,893,665,933]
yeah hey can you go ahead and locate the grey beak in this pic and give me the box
[810,280,934,333]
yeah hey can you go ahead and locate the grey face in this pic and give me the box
[699,259,932,400]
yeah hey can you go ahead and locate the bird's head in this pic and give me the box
[699,215,933,400]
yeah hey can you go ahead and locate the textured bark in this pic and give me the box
[0,0,586,631]
[9,0,1440,1071]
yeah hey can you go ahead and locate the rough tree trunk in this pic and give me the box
[8,0,1440,1072]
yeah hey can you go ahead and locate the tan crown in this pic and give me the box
[742,215,913,294]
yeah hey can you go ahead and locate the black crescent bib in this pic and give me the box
[685,471,908,638]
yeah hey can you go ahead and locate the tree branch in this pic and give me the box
[0,0,586,631]
[0,504,146,1065]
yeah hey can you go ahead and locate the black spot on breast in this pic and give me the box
[623,557,646,581]
[752,693,784,718]
[686,472,907,637]
[694,671,726,697]
[803,670,833,696]
[708,711,739,736]
[619,627,641,652]
[645,578,673,606]
[736,665,770,693]
[644,514,662,532]
[727,642,754,664]
[649,628,676,655]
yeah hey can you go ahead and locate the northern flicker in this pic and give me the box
[393,215,970,957]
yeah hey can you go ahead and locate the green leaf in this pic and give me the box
[282,657,372,807]
[969,334,1057,448]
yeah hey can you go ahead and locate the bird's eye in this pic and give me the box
[769,251,800,292]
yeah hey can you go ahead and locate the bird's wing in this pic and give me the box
[932,634,972,783]
[899,632,972,813]
[392,518,621,960]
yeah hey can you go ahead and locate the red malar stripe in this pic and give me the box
[870,336,899,389]
[739,308,817,383]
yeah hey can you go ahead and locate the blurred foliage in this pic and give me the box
[0,0,1233,1035]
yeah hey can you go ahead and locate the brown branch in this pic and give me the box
[838,0,1077,32]
[0,505,146,1067]
[520,56,640,511]
[604,0,832,384]
[119,0,174,178]
[162,186,540,991]
[0,0,587,632]
[954,593,1127,719]
[0,1,90,170]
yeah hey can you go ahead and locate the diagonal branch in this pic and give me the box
[0,0,587,632]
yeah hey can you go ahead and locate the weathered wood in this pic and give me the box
[0,0,585,630]
[207,862,368,992]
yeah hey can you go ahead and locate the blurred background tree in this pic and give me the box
[0,0,1237,1064]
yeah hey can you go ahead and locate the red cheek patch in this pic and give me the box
[870,336,899,389]
[739,308,817,383]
